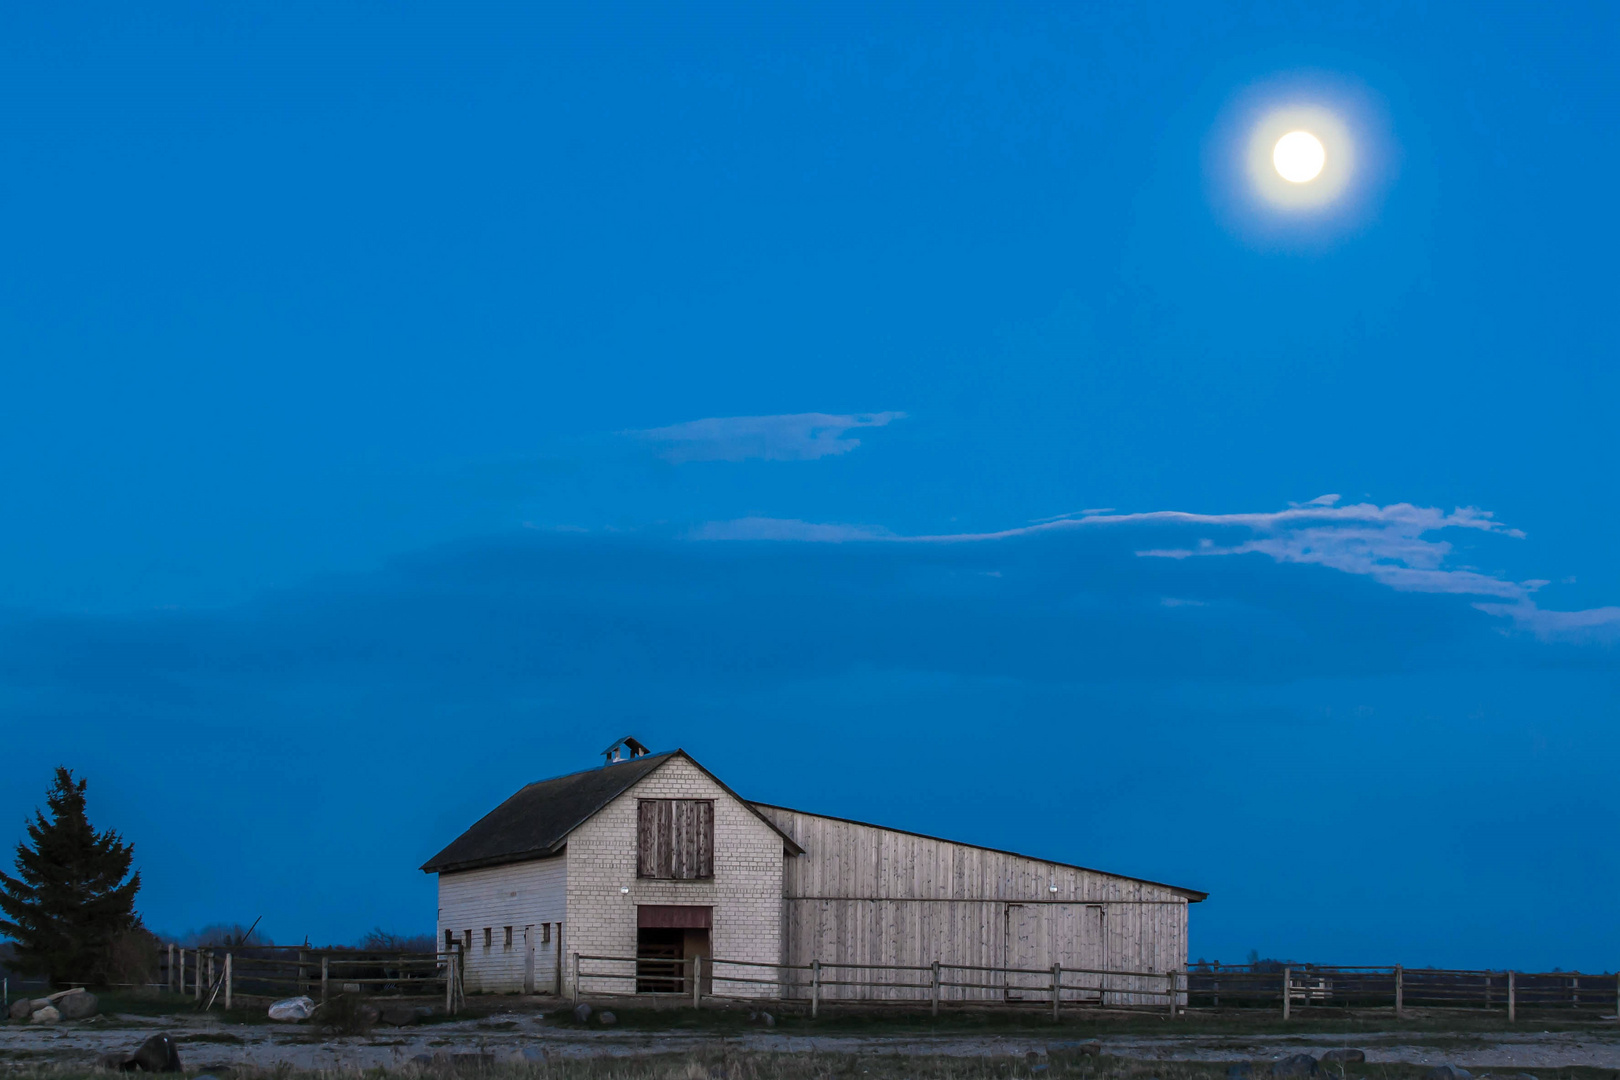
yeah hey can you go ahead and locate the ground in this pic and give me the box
[5,993,1620,1078]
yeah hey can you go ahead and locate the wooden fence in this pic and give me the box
[1186,964,1620,1020]
[573,953,1182,1018]
[151,944,462,1013]
[571,954,1620,1019]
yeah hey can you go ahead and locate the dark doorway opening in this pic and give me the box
[636,927,711,994]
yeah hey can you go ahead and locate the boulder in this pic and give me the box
[267,996,316,1022]
[29,1005,62,1024]
[598,1010,617,1026]
[1072,1042,1102,1057]
[1321,1051,1366,1065]
[57,990,99,1020]
[129,1033,184,1073]
[1270,1055,1320,1078]
[377,1003,430,1027]
[761,1012,775,1028]
[572,1003,592,1023]
[8,998,32,1021]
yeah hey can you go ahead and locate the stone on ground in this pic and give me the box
[57,990,99,1020]
[1270,1054,1319,1077]
[129,1033,184,1072]
[1321,1050,1367,1064]
[8,999,32,1021]
[28,1005,61,1024]
[572,1002,592,1023]
[598,1010,617,1025]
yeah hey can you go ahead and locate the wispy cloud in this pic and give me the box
[689,495,1620,640]
[687,517,895,542]
[628,411,905,464]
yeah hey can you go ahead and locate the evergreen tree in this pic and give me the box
[0,767,142,986]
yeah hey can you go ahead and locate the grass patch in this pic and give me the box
[0,1052,1615,1080]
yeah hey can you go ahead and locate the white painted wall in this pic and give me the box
[436,855,567,994]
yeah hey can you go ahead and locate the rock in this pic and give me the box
[761,1012,775,1027]
[129,1033,183,1072]
[57,990,99,1020]
[377,1003,430,1027]
[29,1005,62,1024]
[598,1010,617,1025]
[1321,1051,1366,1065]
[8,998,32,1021]
[1270,1055,1320,1078]
[572,1003,592,1023]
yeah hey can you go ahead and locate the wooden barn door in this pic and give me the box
[1003,904,1049,1001]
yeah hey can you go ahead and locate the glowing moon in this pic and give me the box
[1273,131,1325,183]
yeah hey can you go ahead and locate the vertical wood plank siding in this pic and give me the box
[638,799,715,879]
[755,806,1191,1004]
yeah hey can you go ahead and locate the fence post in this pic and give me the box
[1508,971,1516,1022]
[692,955,702,1009]
[1052,964,1062,1023]
[812,960,821,1019]
[931,960,940,1018]
[225,954,232,1011]
[168,944,175,992]
[1166,969,1177,1018]
[1282,966,1291,1020]
[320,955,329,1004]
[445,950,454,1015]
[571,952,580,1004]
[1395,965,1404,1019]
[206,951,214,1002]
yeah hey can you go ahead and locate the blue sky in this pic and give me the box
[2,2,1618,969]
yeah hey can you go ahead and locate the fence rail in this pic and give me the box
[150,944,463,1015]
[569,953,1620,1020]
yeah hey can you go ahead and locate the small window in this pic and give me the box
[483,927,493,949]
[443,929,453,950]
[463,929,472,949]
[503,926,513,948]
[637,799,715,879]
[542,923,551,943]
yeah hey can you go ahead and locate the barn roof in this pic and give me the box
[420,749,802,874]
[750,802,1209,902]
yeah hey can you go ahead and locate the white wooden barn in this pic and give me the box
[421,739,1205,1001]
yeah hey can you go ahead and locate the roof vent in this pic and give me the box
[601,736,650,766]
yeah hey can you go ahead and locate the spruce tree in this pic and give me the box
[0,767,142,986]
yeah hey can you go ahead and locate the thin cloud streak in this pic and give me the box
[692,495,1617,640]
[628,411,906,464]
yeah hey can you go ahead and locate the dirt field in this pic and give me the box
[6,995,1620,1076]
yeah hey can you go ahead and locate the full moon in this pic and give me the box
[1273,130,1325,183]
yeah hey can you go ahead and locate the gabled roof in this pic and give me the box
[420,748,802,874]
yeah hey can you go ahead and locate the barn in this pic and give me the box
[421,739,1205,1002]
